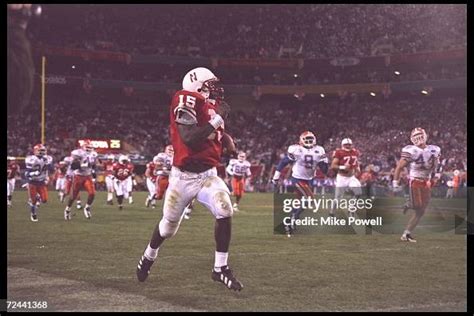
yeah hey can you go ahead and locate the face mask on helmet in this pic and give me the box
[119,156,129,164]
[300,132,316,148]
[182,67,223,100]
[34,144,47,157]
[81,140,93,153]
[203,79,224,101]
[410,128,427,146]
[341,138,353,151]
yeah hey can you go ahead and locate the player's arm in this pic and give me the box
[272,152,296,183]
[392,158,409,187]
[70,154,81,170]
[175,102,229,150]
[145,165,152,178]
[317,152,329,175]
[225,161,234,176]
[25,158,40,178]
[246,165,252,177]
[330,156,340,171]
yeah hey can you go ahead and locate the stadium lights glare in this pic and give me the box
[294,74,298,78]
[394,71,400,75]
[421,90,429,95]
[320,93,325,98]
[72,65,76,69]
[370,92,376,97]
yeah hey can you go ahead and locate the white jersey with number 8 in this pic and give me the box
[288,144,327,180]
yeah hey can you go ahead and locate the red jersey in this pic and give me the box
[7,163,19,179]
[103,161,115,176]
[146,162,158,182]
[54,164,68,180]
[113,162,134,181]
[332,148,360,176]
[169,90,223,170]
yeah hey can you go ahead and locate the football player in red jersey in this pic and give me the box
[54,161,68,203]
[145,155,160,208]
[7,156,21,208]
[330,138,362,217]
[103,154,116,205]
[113,155,134,210]
[136,67,243,291]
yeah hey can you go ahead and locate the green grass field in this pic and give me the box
[7,191,467,312]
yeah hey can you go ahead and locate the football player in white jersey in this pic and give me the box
[226,152,252,211]
[393,127,441,242]
[64,139,98,220]
[272,131,329,236]
[25,144,54,221]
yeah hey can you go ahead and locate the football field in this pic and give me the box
[7,191,467,312]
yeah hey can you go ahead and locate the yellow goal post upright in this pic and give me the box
[41,55,46,145]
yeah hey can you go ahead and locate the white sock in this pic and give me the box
[403,230,411,236]
[144,244,159,261]
[214,251,229,270]
[85,204,91,209]
[107,192,113,201]
[65,206,70,211]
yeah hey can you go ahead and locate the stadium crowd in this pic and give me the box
[29,4,466,59]
[7,95,466,189]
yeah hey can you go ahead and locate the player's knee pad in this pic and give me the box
[213,190,234,218]
[158,217,181,238]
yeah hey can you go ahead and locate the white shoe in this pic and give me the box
[30,214,38,222]
[233,203,239,211]
[400,234,416,242]
[84,206,91,219]
[76,203,82,210]
[64,210,72,221]
[129,197,133,204]
[184,214,190,220]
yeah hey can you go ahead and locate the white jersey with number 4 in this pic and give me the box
[226,159,251,177]
[401,144,441,180]
[288,144,327,180]
[71,149,98,176]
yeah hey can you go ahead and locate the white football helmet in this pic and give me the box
[341,138,353,151]
[299,131,316,148]
[238,152,246,162]
[118,155,129,164]
[453,170,460,176]
[182,67,224,100]
[107,154,115,161]
[410,127,427,146]
[152,155,161,165]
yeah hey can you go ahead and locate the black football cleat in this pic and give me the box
[211,265,243,291]
[136,255,155,282]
